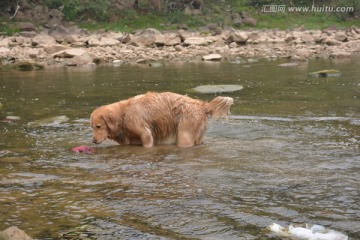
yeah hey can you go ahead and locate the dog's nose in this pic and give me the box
[92,139,99,144]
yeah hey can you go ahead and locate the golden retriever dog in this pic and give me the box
[90,92,233,148]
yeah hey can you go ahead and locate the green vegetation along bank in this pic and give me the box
[0,0,360,35]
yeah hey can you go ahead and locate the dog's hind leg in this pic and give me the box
[177,129,195,147]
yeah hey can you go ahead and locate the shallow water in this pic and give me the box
[0,57,359,239]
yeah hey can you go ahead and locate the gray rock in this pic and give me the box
[53,48,87,58]
[183,37,208,46]
[334,32,348,42]
[278,62,299,67]
[44,44,71,54]
[309,69,341,77]
[149,62,163,67]
[18,31,37,38]
[113,60,124,65]
[231,13,242,26]
[18,22,36,32]
[242,17,257,26]
[330,50,351,58]
[14,61,44,71]
[324,38,342,46]
[128,28,165,47]
[191,84,243,94]
[0,226,33,240]
[226,28,248,44]
[163,31,181,46]
[202,54,222,61]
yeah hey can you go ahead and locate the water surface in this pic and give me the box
[0,57,359,239]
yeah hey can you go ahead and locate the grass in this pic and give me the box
[0,22,19,35]
[255,12,360,30]
[79,10,360,33]
[76,0,360,33]
[79,11,212,32]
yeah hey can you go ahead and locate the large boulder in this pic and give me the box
[53,48,87,58]
[162,31,182,46]
[53,49,95,66]
[109,0,136,10]
[32,33,57,46]
[226,28,248,44]
[324,38,342,46]
[241,17,257,26]
[231,13,242,26]
[18,22,36,32]
[44,45,71,54]
[0,38,10,47]
[334,32,348,42]
[183,37,208,46]
[88,37,120,47]
[290,48,311,61]
[44,9,64,28]
[300,33,315,43]
[128,28,165,47]
[178,30,200,41]
[330,50,351,58]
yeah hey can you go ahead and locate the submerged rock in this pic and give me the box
[191,84,243,94]
[149,62,163,68]
[0,226,33,240]
[278,62,299,67]
[14,61,44,71]
[112,60,124,65]
[309,69,341,77]
[27,115,70,127]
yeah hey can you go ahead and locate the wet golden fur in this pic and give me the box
[90,92,233,147]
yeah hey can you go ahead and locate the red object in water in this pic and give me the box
[72,145,95,153]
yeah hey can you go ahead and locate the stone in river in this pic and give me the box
[278,62,299,67]
[191,84,243,94]
[27,115,70,127]
[202,54,222,61]
[309,69,341,77]
[0,226,33,240]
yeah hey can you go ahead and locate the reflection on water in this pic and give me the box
[0,57,359,239]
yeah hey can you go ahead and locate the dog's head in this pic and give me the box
[90,106,117,144]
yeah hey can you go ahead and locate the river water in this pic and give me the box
[0,57,359,239]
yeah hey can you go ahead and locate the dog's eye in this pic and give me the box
[96,125,101,129]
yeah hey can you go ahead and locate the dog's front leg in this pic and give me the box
[140,128,154,148]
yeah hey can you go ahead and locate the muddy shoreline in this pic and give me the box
[1,24,360,69]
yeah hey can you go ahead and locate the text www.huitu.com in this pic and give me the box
[262,5,355,13]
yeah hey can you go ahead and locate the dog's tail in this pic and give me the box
[205,96,234,118]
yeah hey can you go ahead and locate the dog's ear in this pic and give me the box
[102,112,117,131]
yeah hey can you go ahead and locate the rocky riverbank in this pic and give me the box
[1,23,360,69]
